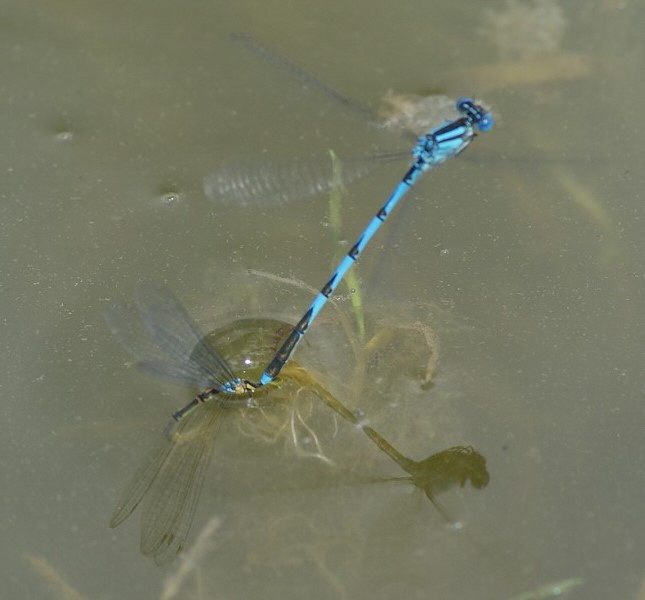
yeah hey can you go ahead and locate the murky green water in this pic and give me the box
[2,1,644,599]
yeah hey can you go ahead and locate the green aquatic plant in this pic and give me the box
[325,149,365,340]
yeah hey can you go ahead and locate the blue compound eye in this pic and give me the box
[477,112,494,132]
[456,96,475,111]
[456,97,494,132]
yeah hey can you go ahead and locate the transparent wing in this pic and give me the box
[203,153,406,207]
[230,32,376,124]
[105,283,238,390]
[218,35,471,210]
[109,402,224,565]
[109,418,179,529]
[140,402,224,565]
[105,302,212,388]
[134,283,239,388]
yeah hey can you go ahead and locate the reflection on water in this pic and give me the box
[106,283,488,569]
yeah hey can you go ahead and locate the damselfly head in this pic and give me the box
[455,97,494,132]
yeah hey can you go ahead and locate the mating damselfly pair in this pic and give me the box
[106,35,493,564]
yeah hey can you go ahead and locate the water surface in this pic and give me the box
[2,1,644,599]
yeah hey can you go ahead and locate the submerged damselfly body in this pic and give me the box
[106,284,490,563]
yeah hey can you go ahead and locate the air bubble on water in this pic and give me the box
[353,409,369,428]
[55,130,73,142]
[155,185,182,207]
[161,193,179,205]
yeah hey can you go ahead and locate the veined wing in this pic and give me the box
[105,283,238,390]
[203,152,406,207]
[110,401,224,565]
[140,401,224,564]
